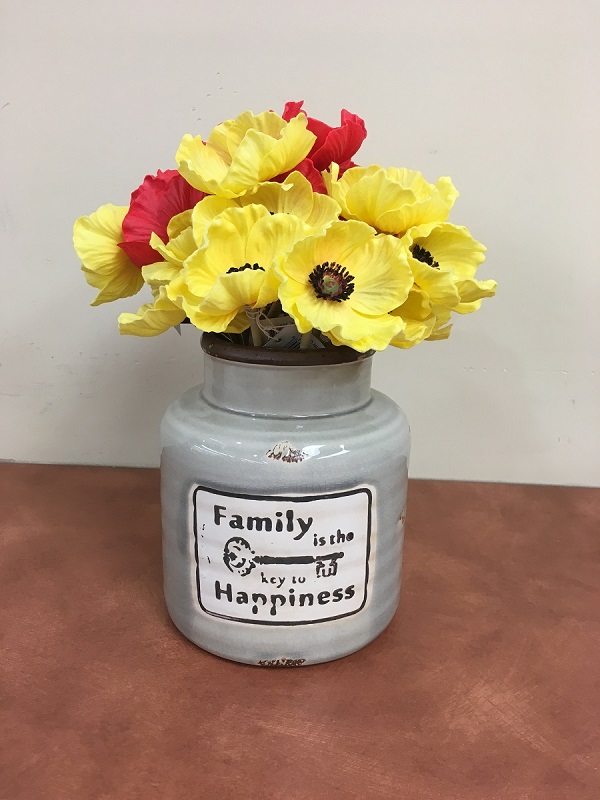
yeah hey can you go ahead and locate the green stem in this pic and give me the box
[249,317,265,347]
[299,330,313,349]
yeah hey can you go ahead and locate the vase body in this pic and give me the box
[160,335,410,666]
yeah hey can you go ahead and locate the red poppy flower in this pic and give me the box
[119,170,205,267]
[282,100,367,173]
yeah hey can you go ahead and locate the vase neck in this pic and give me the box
[201,355,373,418]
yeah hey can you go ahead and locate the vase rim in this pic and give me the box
[201,333,373,366]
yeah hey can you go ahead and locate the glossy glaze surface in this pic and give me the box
[161,347,410,665]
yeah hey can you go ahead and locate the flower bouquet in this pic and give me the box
[73,102,497,665]
[73,101,496,353]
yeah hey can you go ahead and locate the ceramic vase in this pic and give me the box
[160,333,410,666]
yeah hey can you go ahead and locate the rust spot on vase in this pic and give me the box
[266,441,307,463]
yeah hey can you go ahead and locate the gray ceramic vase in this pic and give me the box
[160,333,410,666]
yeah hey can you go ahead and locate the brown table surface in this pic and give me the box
[1,464,599,800]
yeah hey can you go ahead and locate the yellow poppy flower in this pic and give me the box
[73,204,144,305]
[176,111,316,199]
[324,164,458,236]
[118,286,186,337]
[275,221,413,352]
[167,204,312,333]
[403,221,496,311]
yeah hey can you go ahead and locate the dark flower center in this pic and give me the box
[226,262,265,274]
[308,261,355,302]
[411,244,439,269]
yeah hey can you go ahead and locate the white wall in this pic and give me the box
[1,0,598,486]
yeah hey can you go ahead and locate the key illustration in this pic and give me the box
[223,536,344,578]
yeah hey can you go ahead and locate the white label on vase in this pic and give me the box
[192,485,373,625]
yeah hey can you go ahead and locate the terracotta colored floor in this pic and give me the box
[1,464,599,800]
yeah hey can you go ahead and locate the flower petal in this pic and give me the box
[409,258,461,308]
[322,310,407,352]
[167,209,193,240]
[310,109,367,171]
[241,171,340,231]
[426,306,454,341]
[246,212,312,269]
[165,271,203,319]
[277,159,327,193]
[176,134,230,193]
[120,170,204,267]
[191,195,238,246]
[197,268,268,325]
[118,286,186,337]
[390,287,436,348]
[454,278,497,312]
[141,261,181,287]
[149,227,196,267]
[344,234,412,315]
